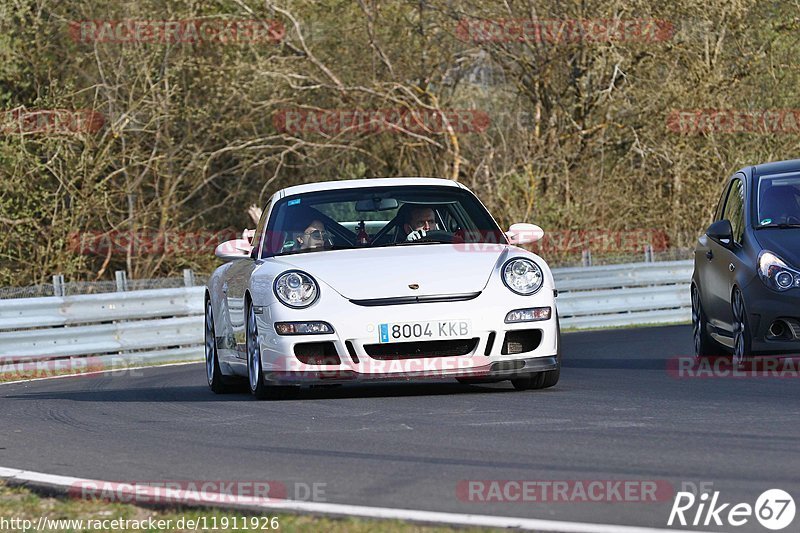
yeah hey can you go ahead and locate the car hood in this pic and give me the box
[753,229,800,267]
[270,245,506,300]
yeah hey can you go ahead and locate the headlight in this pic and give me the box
[273,270,319,308]
[758,251,800,291]
[502,258,544,295]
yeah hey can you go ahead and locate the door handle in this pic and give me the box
[729,263,735,272]
[706,250,713,260]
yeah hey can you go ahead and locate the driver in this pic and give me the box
[404,206,439,241]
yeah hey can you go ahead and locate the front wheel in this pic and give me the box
[731,288,753,367]
[512,317,561,390]
[246,302,297,400]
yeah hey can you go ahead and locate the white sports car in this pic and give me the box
[205,177,560,399]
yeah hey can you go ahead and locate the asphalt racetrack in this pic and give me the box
[2,325,799,532]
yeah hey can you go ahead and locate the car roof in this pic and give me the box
[279,177,462,197]
[748,158,800,178]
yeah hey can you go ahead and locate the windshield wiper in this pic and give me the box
[372,240,450,248]
[757,223,800,229]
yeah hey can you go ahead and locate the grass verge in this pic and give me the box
[0,483,500,532]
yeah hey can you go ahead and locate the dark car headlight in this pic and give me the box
[758,251,800,291]
[502,258,544,295]
[273,270,319,308]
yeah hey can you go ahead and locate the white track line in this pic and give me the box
[0,361,202,386]
[0,466,706,533]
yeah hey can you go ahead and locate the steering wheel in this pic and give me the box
[408,230,454,243]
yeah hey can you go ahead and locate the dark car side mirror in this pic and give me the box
[706,219,734,248]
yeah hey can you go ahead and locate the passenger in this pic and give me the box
[295,219,330,250]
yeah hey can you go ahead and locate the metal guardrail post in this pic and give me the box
[581,249,592,267]
[183,269,196,287]
[115,270,128,292]
[644,244,654,262]
[52,274,65,297]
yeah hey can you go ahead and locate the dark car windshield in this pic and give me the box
[756,172,800,227]
[258,185,505,257]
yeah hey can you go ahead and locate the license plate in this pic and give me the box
[378,320,471,343]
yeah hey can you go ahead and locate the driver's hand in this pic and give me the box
[406,229,427,242]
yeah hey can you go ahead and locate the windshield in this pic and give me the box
[756,172,800,227]
[258,185,505,257]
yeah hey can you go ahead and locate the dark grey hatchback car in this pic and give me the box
[693,158,800,365]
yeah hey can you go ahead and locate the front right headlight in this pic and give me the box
[502,258,544,295]
[273,270,319,308]
[758,251,800,291]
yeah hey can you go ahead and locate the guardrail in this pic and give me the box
[0,287,205,368]
[554,260,693,329]
[0,260,693,369]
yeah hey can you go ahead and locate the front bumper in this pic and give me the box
[254,281,559,385]
[742,278,800,354]
[263,356,559,385]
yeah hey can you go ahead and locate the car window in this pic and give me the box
[260,185,505,257]
[250,196,273,258]
[755,172,800,226]
[713,181,729,222]
[722,178,745,244]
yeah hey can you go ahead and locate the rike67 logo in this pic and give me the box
[668,489,795,530]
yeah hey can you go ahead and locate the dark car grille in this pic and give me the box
[363,338,479,359]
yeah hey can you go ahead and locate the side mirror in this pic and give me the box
[706,219,734,247]
[506,223,544,245]
[215,239,252,262]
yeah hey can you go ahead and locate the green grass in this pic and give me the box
[0,483,501,532]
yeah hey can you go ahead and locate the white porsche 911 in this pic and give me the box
[205,178,560,399]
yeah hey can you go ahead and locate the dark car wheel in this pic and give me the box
[206,299,234,394]
[692,285,720,360]
[731,287,753,367]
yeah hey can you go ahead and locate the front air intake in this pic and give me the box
[501,329,542,355]
[294,342,341,365]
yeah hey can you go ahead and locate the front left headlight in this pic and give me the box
[502,258,544,295]
[758,251,800,291]
[273,270,319,308]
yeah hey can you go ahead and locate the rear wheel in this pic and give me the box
[692,285,720,360]
[731,288,753,367]
[206,299,234,394]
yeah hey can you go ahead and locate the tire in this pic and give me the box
[206,298,234,394]
[691,284,721,360]
[246,301,296,400]
[511,316,561,391]
[731,287,753,367]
